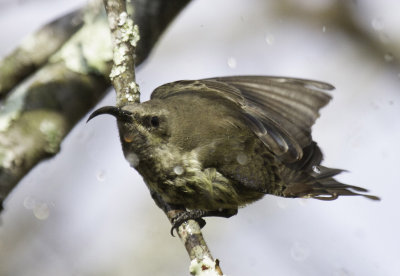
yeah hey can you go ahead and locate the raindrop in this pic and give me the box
[384,53,394,62]
[33,202,50,220]
[227,57,237,69]
[76,128,92,144]
[371,17,384,31]
[312,165,321,174]
[96,170,106,182]
[174,166,184,175]
[332,268,353,276]
[322,25,326,33]
[236,153,248,165]
[298,198,308,206]
[265,34,275,45]
[379,33,390,44]
[290,242,310,262]
[276,198,287,209]
[23,196,36,210]
[126,153,140,167]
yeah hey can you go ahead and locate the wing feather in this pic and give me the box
[152,76,333,163]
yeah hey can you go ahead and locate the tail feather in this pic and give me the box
[282,164,380,201]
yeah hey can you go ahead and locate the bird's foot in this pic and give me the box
[170,208,238,236]
[170,210,207,236]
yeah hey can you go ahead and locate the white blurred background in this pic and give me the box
[0,0,399,275]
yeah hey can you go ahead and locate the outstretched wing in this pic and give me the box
[152,76,379,201]
[152,76,333,163]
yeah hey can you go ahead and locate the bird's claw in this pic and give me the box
[170,210,207,236]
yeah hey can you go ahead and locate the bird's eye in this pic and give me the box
[150,116,159,127]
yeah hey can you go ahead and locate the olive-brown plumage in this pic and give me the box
[88,76,379,229]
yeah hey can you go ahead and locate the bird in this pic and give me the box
[88,76,379,233]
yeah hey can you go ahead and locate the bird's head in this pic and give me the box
[87,101,171,167]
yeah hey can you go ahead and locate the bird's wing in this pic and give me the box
[151,76,333,163]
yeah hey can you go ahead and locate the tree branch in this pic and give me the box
[0,8,85,99]
[103,0,140,105]
[167,211,224,275]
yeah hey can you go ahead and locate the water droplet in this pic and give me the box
[312,165,321,174]
[276,199,287,209]
[126,153,140,167]
[322,25,326,33]
[174,166,184,175]
[33,202,50,220]
[76,128,93,144]
[265,34,275,45]
[384,53,394,62]
[96,170,106,182]
[371,17,384,31]
[227,57,237,69]
[23,196,36,210]
[332,268,353,276]
[298,198,308,206]
[236,153,248,165]
[290,242,310,262]
[379,32,390,44]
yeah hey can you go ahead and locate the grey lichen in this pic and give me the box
[117,12,140,47]
[0,73,36,132]
[50,11,113,75]
[39,118,62,154]
[113,44,129,65]
[130,24,140,47]
[0,148,16,169]
[118,11,128,26]
[128,81,139,90]
[125,81,140,101]
[109,64,127,80]
[189,257,224,276]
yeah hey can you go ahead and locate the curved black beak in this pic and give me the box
[87,106,133,123]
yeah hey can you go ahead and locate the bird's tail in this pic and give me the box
[282,165,380,201]
[280,142,379,201]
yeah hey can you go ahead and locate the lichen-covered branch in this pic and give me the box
[0,0,191,211]
[103,0,140,105]
[0,9,85,99]
[0,5,112,210]
[164,210,224,275]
